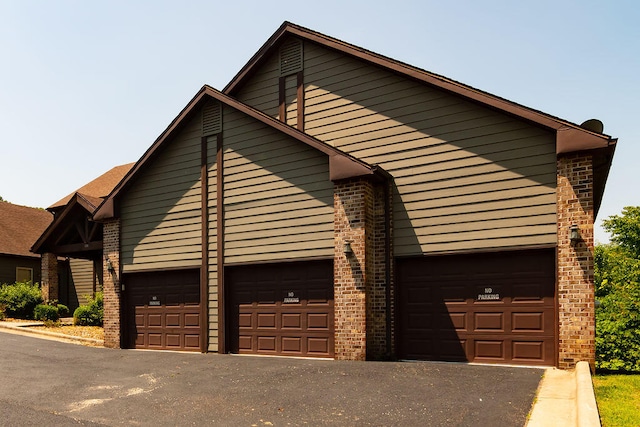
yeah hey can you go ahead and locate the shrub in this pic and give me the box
[0,304,5,321]
[0,281,43,319]
[34,304,60,322]
[57,304,69,318]
[73,292,103,326]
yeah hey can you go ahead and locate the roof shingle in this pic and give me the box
[48,163,135,211]
[0,202,53,258]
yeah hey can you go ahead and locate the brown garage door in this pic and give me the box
[124,269,201,351]
[398,249,555,366]
[227,260,334,358]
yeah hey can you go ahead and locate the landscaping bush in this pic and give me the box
[0,281,43,319]
[73,292,103,326]
[0,304,5,321]
[34,304,60,322]
[57,304,69,318]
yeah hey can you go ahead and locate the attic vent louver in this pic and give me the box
[202,100,222,136]
[279,38,303,76]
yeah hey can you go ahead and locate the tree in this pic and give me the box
[595,206,640,372]
[602,206,640,259]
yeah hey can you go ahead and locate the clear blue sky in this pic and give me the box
[1,0,637,242]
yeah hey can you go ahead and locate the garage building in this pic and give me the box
[41,22,616,369]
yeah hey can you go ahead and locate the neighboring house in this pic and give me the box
[0,201,52,285]
[32,163,133,311]
[46,22,616,369]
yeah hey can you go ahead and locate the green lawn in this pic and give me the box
[593,374,640,427]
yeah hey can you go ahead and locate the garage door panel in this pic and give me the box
[239,335,253,351]
[124,269,201,351]
[475,340,505,360]
[228,260,334,358]
[440,286,466,302]
[282,313,302,328]
[512,341,545,360]
[398,249,555,366]
[258,336,276,351]
[282,337,302,353]
[447,312,467,330]
[239,313,253,328]
[308,337,329,355]
[148,334,162,347]
[439,339,467,360]
[308,313,329,329]
[512,312,544,331]
[474,313,504,331]
[257,313,277,328]
[185,313,200,327]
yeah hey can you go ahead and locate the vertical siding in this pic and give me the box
[120,115,202,271]
[207,135,218,352]
[223,105,334,264]
[301,42,557,255]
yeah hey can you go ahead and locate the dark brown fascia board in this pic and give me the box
[223,21,615,154]
[31,193,95,254]
[93,85,378,221]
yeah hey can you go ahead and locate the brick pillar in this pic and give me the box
[334,178,375,360]
[557,153,595,370]
[366,181,393,359]
[41,253,58,301]
[103,219,121,349]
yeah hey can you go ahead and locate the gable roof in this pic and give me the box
[31,193,100,255]
[93,85,382,221]
[224,21,616,155]
[48,163,135,211]
[0,201,52,258]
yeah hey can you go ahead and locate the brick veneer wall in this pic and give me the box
[103,219,121,349]
[557,153,595,369]
[41,252,58,301]
[334,178,373,360]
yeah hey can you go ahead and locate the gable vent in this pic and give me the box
[202,100,222,136]
[279,38,303,76]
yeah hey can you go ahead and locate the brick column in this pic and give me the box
[41,253,58,301]
[103,219,121,349]
[366,181,393,359]
[557,153,595,369]
[334,178,378,361]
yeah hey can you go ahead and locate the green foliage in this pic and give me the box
[73,292,103,326]
[596,206,640,372]
[57,304,69,318]
[0,304,5,320]
[0,281,43,319]
[602,206,640,259]
[34,304,60,321]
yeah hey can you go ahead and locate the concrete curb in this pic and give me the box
[0,321,103,346]
[526,363,601,427]
[576,361,601,427]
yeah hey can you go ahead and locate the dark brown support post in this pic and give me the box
[216,133,226,354]
[200,136,209,353]
[296,70,304,131]
[278,76,286,123]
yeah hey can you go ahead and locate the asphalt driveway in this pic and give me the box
[0,331,543,426]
